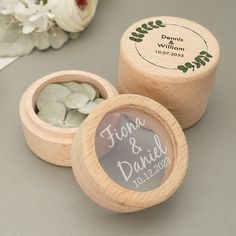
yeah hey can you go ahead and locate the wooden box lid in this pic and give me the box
[71,94,188,212]
[118,16,220,129]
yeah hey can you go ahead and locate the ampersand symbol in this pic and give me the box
[129,137,142,155]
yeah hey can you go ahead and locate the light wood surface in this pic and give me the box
[118,16,220,129]
[19,70,118,167]
[71,94,188,212]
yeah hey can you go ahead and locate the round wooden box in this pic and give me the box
[118,16,220,129]
[19,70,118,167]
[71,94,188,212]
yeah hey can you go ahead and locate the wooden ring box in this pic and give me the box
[19,70,118,167]
[20,72,188,212]
[71,94,188,212]
[118,16,220,129]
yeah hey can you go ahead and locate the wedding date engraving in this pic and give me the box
[100,117,171,189]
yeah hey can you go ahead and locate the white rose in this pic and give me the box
[49,0,98,33]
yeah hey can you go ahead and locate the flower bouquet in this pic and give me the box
[0,0,98,57]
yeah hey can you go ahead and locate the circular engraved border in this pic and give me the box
[135,23,209,70]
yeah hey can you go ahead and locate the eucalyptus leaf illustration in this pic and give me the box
[65,93,89,109]
[177,51,213,73]
[38,102,66,127]
[148,21,159,28]
[36,84,72,110]
[142,24,153,30]
[136,27,148,34]
[155,20,166,27]
[177,65,188,73]
[195,57,206,66]
[129,20,166,43]
[192,61,201,68]
[131,32,144,38]
[129,37,143,42]
[185,62,194,69]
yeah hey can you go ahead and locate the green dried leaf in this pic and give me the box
[62,81,84,93]
[78,101,98,114]
[65,93,89,109]
[64,110,86,128]
[36,84,71,110]
[37,102,66,127]
[94,98,105,104]
[80,83,97,101]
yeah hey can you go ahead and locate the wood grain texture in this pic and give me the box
[71,94,188,212]
[118,16,220,129]
[19,70,118,167]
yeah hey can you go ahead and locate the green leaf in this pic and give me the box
[177,65,185,70]
[142,23,153,30]
[62,81,84,93]
[185,62,194,68]
[205,53,213,58]
[200,51,207,55]
[204,57,210,62]
[129,37,142,42]
[192,61,201,68]
[81,83,97,101]
[65,93,89,109]
[37,102,66,127]
[195,56,206,66]
[64,110,86,128]
[94,98,105,104]
[78,102,98,115]
[156,20,165,27]
[200,51,213,58]
[177,65,189,73]
[36,84,72,110]
[136,27,148,34]
[148,21,159,28]
[131,32,144,38]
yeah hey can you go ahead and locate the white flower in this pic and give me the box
[49,0,98,33]
[16,1,55,33]
[0,0,99,56]
[0,0,18,15]
[0,0,56,34]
